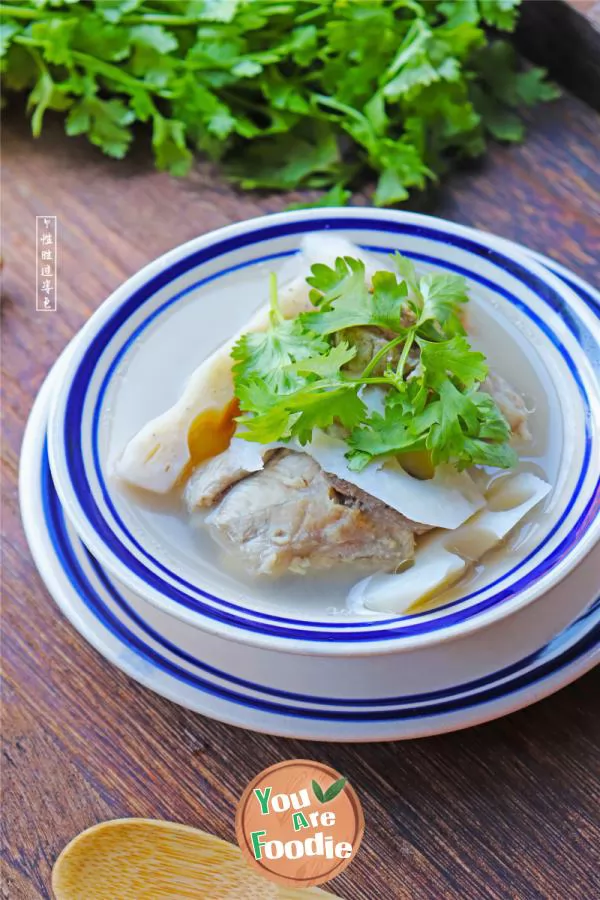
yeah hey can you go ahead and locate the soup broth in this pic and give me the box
[105,255,561,621]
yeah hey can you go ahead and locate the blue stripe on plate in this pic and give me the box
[43,443,600,721]
[60,218,600,641]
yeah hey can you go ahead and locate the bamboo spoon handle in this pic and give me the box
[52,819,339,899]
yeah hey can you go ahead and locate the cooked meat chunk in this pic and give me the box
[185,439,268,510]
[484,371,531,442]
[327,475,432,535]
[206,450,419,576]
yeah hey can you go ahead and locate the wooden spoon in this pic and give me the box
[52,818,338,899]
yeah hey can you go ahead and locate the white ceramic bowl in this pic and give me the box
[46,210,600,654]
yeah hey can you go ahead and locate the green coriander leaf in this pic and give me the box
[306,256,367,309]
[238,386,366,447]
[234,376,275,415]
[302,260,409,335]
[68,96,135,159]
[419,336,488,388]
[290,387,367,445]
[478,0,520,32]
[196,0,243,24]
[383,20,431,87]
[0,22,21,58]
[514,67,559,105]
[207,109,236,140]
[348,410,421,468]
[226,123,340,190]
[369,270,411,332]
[186,35,243,70]
[129,56,173,91]
[460,437,518,469]
[417,273,469,335]
[1,0,554,202]
[129,90,154,122]
[374,169,409,206]
[232,317,328,393]
[437,0,479,28]
[130,24,178,55]
[1,44,37,90]
[65,98,92,136]
[470,84,524,142]
[261,72,310,114]
[288,342,356,378]
[471,41,559,127]
[94,0,142,23]
[482,106,524,142]
[385,376,429,417]
[289,25,318,67]
[233,259,516,470]
[231,59,263,78]
[30,17,77,66]
[237,404,301,444]
[394,253,420,294]
[152,115,193,174]
[364,92,388,135]
[384,56,440,99]
[74,17,131,62]
[287,183,351,210]
[424,380,481,464]
[470,391,512,441]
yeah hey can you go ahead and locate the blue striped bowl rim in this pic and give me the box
[51,212,600,645]
[42,442,600,722]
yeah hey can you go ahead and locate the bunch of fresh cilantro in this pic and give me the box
[0,0,557,205]
[231,254,518,472]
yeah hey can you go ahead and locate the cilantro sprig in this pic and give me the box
[231,254,518,473]
[0,0,557,203]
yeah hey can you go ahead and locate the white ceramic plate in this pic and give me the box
[21,248,600,740]
[45,211,600,653]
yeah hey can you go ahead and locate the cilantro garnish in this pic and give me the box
[231,254,518,473]
[0,1,557,202]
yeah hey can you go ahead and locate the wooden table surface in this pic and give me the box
[2,88,600,900]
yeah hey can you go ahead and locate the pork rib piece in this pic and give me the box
[184,439,269,510]
[484,371,532,442]
[205,450,422,576]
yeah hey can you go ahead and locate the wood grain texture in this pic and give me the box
[2,89,600,900]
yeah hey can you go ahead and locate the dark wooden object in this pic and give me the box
[516,0,600,112]
[2,85,600,900]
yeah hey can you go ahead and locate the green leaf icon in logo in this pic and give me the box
[312,780,325,803]
[324,777,347,802]
[312,777,347,804]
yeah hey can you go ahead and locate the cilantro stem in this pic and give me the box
[313,93,372,128]
[13,36,171,97]
[122,14,205,26]
[295,5,327,24]
[268,273,281,326]
[354,377,397,387]
[72,52,167,94]
[396,328,416,380]
[0,4,42,19]
[283,375,399,398]
[360,333,406,379]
